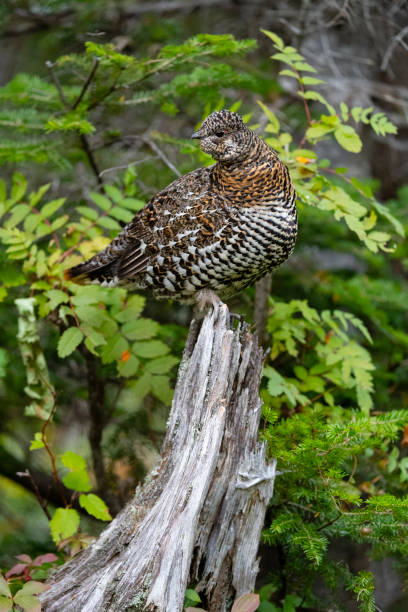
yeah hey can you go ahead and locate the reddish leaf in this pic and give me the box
[5,563,28,579]
[16,554,32,564]
[231,593,260,612]
[32,553,58,567]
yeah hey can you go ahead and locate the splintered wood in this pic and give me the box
[41,302,276,612]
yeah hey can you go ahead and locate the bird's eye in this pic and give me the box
[215,131,224,137]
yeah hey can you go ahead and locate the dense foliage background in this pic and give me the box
[1,2,408,611]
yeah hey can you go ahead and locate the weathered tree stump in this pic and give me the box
[41,301,276,612]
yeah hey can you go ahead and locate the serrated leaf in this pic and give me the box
[257,101,280,133]
[261,29,284,50]
[279,69,298,79]
[89,192,112,211]
[15,582,49,596]
[0,576,10,597]
[117,353,140,377]
[372,200,405,237]
[100,335,128,364]
[45,289,69,310]
[57,327,83,358]
[334,125,362,153]
[109,207,134,223]
[0,595,11,612]
[130,371,152,399]
[133,340,170,358]
[40,198,65,218]
[63,470,92,492]
[12,593,41,612]
[121,318,159,340]
[61,450,86,471]
[151,374,173,405]
[79,493,112,521]
[119,198,145,211]
[30,432,44,450]
[96,216,121,231]
[300,76,325,85]
[231,593,260,612]
[104,184,123,203]
[184,589,201,605]
[50,508,80,543]
[146,355,179,374]
[76,206,98,221]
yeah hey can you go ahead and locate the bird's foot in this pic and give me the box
[194,289,222,318]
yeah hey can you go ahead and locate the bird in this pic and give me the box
[64,110,297,304]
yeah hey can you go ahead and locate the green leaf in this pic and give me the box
[77,206,98,221]
[184,589,201,606]
[96,216,121,231]
[306,124,333,140]
[15,582,48,596]
[114,295,145,322]
[372,200,405,237]
[117,353,140,377]
[40,198,65,218]
[109,207,134,223]
[89,192,112,211]
[63,470,92,492]
[299,90,335,113]
[151,375,174,405]
[45,289,69,310]
[79,493,112,521]
[257,101,280,133]
[50,508,80,543]
[129,371,152,399]
[12,593,41,612]
[121,318,159,340]
[100,335,128,364]
[279,69,298,79]
[300,76,325,85]
[146,355,179,374]
[119,198,145,211]
[0,576,10,598]
[0,595,11,612]
[261,29,284,50]
[30,432,44,451]
[57,327,84,358]
[61,450,86,471]
[133,340,170,358]
[334,125,362,153]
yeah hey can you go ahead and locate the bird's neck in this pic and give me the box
[211,138,290,207]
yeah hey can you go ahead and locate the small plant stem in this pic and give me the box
[71,59,100,110]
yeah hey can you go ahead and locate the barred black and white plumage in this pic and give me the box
[65,110,297,303]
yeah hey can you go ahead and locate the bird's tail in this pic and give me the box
[64,259,117,285]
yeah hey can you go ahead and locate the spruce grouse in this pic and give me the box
[65,110,297,303]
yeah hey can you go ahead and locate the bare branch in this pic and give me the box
[71,58,100,110]
[141,135,182,177]
[381,25,408,72]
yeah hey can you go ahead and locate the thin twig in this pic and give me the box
[140,136,182,177]
[46,60,68,106]
[80,134,105,189]
[381,25,408,72]
[98,155,158,178]
[40,380,68,507]
[71,59,100,110]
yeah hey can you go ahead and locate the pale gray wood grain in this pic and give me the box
[41,302,275,612]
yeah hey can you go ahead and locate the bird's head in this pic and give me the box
[192,110,254,163]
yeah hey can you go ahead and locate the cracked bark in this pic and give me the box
[41,301,276,612]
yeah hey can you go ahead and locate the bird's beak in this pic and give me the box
[191,131,202,139]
